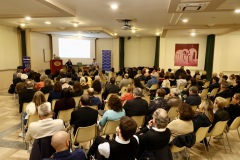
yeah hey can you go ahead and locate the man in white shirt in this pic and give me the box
[25,103,65,141]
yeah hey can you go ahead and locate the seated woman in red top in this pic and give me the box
[121,85,134,104]
[54,88,75,118]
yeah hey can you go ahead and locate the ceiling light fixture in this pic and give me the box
[20,23,26,27]
[111,4,118,10]
[25,16,31,21]
[44,21,51,25]
[191,32,196,36]
[156,32,160,36]
[234,9,240,13]
[114,33,118,36]
[73,23,79,27]
[131,29,136,33]
[182,19,188,23]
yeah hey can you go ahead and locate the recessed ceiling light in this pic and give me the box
[156,32,160,36]
[20,23,26,27]
[182,19,188,23]
[73,23,79,27]
[111,4,118,10]
[131,29,136,33]
[25,16,31,21]
[191,32,196,36]
[234,9,240,13]
[44,21,51,25]
[114,33,118,36]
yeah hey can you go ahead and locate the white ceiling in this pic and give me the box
[0,0,240,38]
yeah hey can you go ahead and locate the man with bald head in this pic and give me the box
[43,131,86,160]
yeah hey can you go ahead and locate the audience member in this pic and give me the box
[135,108,171,159]
[69,95,98,135]
[42,131,86,160]
[54,88,75,118]
[166,88,182,109]
[18,79,37,113]
[36,75,48,91]
[91,78,102,94]
[169,73,177,87]
[225,93,240,126]
[72,81,83,97]
[48,81,62,103]
[123,88,148,117]
[208,76,220,92]
[102,77,120,100]
[15,73,28,94]
[88,88,102,110]
[120,85,134,104]
[193,99,213,132]
[176,73,187,88]
[25,103,65,141]
[215,81,232,99]
[87,116,138,160]
[133,78,144,89]
[185,86,201,106]
[119,73,132,89]
[40,78,53,94]
[146,72,159,88]
[167,103,194,139]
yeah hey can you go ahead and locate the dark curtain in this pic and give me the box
[204,34,215,81]
[119,37,125,70]
[154,36,160,68]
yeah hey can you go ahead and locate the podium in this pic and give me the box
[50,59,63,74]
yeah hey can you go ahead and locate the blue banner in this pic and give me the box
[102,50,111,71]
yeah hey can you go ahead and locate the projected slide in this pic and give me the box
[59,38,90,58]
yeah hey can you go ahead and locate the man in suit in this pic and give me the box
[123,88,148,117]
[215,82,232,99]
[18,79,37,113]
[69,94,98,136]
[102,77,120,100]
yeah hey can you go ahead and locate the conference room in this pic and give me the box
[0,0,240,159]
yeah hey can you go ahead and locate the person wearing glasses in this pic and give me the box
[225,93,240,126]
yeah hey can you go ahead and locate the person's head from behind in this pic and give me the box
[87,88,95,96]
[25,79,34,88]
[133,88,144,98]
[61,88,72,99]
[214,97,227,110]
[44,78,52,87]
[45,69,51,75]
[32,91,46,107]
[108,95,122,112]
[80,94,90,106]
[232,93,240,105]
[170,88,180,97]
[53,81,62,92]
[73,81,82,92]
[222,75,228,81]
[117,116,137,141]
[190,78,197,86]
[126,85,133,93]
[40,75,48,82]
[156,88,166,98]
[212,76,219,83]
[124,73,129,79]
[189,86,198,95]
[198,99,214,122]
[110,77,115,84]
[220,81,229,90]
[178,103,194,121]
[152,108,169,129]
[38,103,52,119]
[51,131,69,152]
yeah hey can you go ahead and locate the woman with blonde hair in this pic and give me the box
[193,99,213,132]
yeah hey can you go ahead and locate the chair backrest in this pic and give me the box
[229,116,240,130]
[167,106,178,120]
[191,105,198,111]
[44,93,50,101]
[89,105,98,110]
[210,88,219,97]
[131,115,145,128]
[203,81,210,88]
[195,126,210,143]
[116,76,122,83]
[27,114,40,127]
[120,86,128,93]
[51,99,59,110]
[150,84,159,90]
[142,96,150,104]
[200,88,209,99]
[207,120,228,137]
[102,120,120,136]
[83,89,88,95]
[73,124,97,143]
[57,108,74,122]
[178,83,186,91]
[22,102,30,113]
[73,96,81,107]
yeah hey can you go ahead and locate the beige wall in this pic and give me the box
[124,37,156,68]
[30,32,51,74]
[213,32,240,75]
